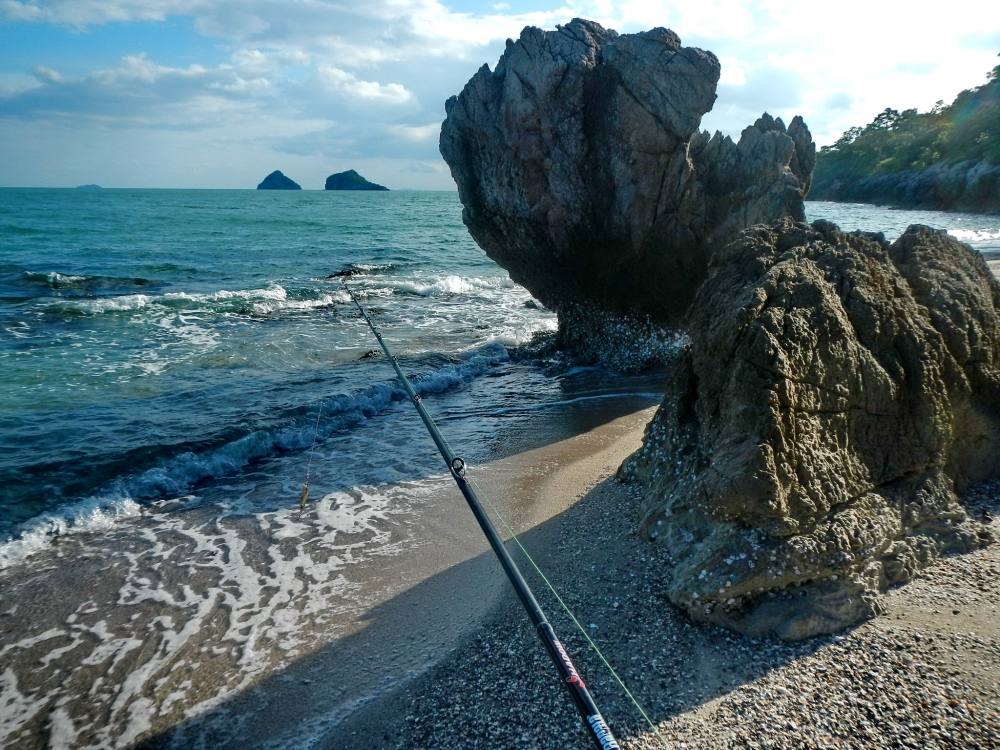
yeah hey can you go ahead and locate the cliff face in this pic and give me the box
[440,18,814,369]
[621,219,1000,639]
[810,159,1000,214]
[257,171,301,190]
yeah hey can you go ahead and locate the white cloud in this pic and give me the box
[387,122,441,141]
[1,0,998,188]
[317,66,413,103]
[0,0,206,26]
[31,65,63,83]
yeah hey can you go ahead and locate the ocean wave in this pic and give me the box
[48,284,350,317]
[0,344,510,570]
[386,275,515,297]
[948,228,1000,243]
[70,293,154,313]
[0,494,142,570]
[24,271,90,287]
[478,317,558,348]
[4,270,156,303]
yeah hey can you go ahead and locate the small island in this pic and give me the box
[75,184,103,190]
[256,170,302,190]
[325,170,389,191]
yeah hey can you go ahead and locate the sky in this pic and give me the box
[0,1,997,190]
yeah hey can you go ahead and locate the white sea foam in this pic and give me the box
[36,271,88,285]
[161,285,288,303]
[0,495,142,570]
[479,317,558,348]
[0,457,435,746]
[387,275,514,297]
[948,228,1000,243]
[54,284,348,317]
[78,294,153,313]
[250,292,348,314]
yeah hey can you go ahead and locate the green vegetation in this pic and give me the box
[818,59,999,176]
[811,57,1000,212]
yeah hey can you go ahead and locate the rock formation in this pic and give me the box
[440,18,814,369]
[620,219,1000,639]
[257,171,301,190]
[811,159,1000,214]
[325,170,389,191]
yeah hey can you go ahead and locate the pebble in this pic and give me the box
[331,478,1000,749]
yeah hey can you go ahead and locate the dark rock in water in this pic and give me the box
[325,170,389,191]
[620,219,1000,639]
[440,18,814,369]
[360,349,381,360]
[257,171,302,190]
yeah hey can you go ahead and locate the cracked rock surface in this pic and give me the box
[620,219,1000,639]
[440,18,814,369]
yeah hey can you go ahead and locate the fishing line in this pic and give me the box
[342,279,667,749]
[464,468,671,749]
[299,400,325,510]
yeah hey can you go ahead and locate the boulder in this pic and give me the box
[620,219,1000,639]
[325,170,389,191]
[257,171,301,190]
[440,18,814,369]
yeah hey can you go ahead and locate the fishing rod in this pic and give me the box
[342,282,621,750]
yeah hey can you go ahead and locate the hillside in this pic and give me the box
[811,60,1000,212]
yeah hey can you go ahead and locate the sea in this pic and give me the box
[1,189,998,748]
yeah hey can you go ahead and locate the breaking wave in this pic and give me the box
[0,343,510,570]
[384,275,516,297]
[47,285,350,317]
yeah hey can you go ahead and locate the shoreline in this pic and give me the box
[320,413,1000,749]
[137,402,661,749]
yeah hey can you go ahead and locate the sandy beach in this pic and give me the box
[319,407,1000,749]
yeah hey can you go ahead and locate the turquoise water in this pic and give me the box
[1,189,998,748]
[1,191,998,560]
[0,189,560,542]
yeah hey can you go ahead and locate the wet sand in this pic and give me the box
[132,401,661,748]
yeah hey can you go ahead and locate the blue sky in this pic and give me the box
[0,0,997,189]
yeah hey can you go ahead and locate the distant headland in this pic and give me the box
[811,61,1000,212]
[325,170,389,191]
[256,171,302,190]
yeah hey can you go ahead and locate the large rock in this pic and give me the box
[440,18,814,369]
[620,220,1000,639]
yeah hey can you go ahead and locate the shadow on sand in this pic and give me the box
[135,459,838,749]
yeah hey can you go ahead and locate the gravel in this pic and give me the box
[326,478,1000,749]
